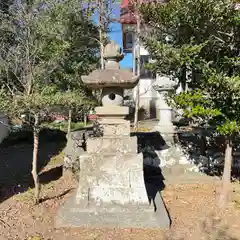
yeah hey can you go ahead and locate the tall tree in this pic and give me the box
[140,0,240,209]
[85,0,116,69]
[0,0,98,204]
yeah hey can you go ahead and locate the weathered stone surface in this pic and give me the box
[101,87,124,106]
[86,136,137,154]
[82,186,149,206]
[95,105,129,117]
[99,118,131,136]
[79,153,143,174]
[63,133,84,157]
[79,171,130,188]
[76,153,148,206]
[63,128,95,174]
[75,185,89,205]
[79,154,103,173]
[56,191,170,229]
[90,187,131,205]
[129,169,145,188]
[81,41,139,89]
[129,187,149,204]
[81,69,140,89]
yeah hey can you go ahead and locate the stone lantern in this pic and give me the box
[56,41,170,229]
[153,75,177,136]
[152,75,192,169]
[81,41,139,145]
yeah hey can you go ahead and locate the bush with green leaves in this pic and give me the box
[140,0,240,208]
[0,0,99,203]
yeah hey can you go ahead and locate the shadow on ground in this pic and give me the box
[177,129,240,180]
[39,165,63,185]
[39,188,74,203]
[131,132,167,195]
[0,128,67,203]
[132,131,171,223]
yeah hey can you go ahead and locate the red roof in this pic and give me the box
[120,0,155,9]
[120,0,130,8]
[120,0,166,24]
[120,0,138,24]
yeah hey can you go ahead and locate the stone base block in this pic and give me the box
[79,153,142,171]
[55,191,170,229]
[95,106,129,117]
[99,118,131,136]
[86,136,137,154]
[77,153,149,205]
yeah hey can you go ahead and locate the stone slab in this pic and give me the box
[129,169,145,188]
[95,106,129,117]
[86,136,137,154]
[76,153,148,205]
[83,187,149,205]
[90,187,131,205]
[80,171,130,188]
[99,119,131,136]
[79,153,142,173]
[55,191,170,229]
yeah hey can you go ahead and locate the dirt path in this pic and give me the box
[1,159,240,240]
[0,139,240,240]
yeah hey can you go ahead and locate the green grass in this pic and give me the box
[48,151,64,165]
[14,187,34,202]
[41,121,87,132]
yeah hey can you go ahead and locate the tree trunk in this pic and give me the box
[84,113,87,127]
[67,109,72,139]
[100,42,104,70]
[134,84,140,130]
[93,0,104,98]
[133,9,141,131]
[99,0,104,70]
[180,65,187,92]
[199,134,207,156]
[32,114,41,204]
[218,135,233,209]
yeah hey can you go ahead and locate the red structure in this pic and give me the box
[120,0,137,24]
[119,0,138,52]
[119,0,168,52]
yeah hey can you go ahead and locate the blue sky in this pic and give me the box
[92,3,132,69]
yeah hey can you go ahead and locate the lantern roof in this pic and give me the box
[82,41,139,89]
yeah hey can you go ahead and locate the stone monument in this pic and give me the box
[153,75,176,135]
[56,41,170,229]
[152,76,198,172]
